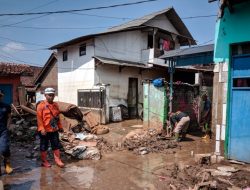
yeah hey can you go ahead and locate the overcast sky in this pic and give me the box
[0,0,218,67]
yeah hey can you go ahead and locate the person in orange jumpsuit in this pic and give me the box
[37,87,64,168]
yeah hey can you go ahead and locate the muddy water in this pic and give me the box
[1,119,214,190]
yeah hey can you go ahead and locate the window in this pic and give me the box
[148,35,153,49]
[233,78,250,87]
[79,44,86,56]
[232,42,250,56]
[63,50,68,61]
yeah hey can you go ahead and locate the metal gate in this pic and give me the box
[229,55,250,162]
[77,88,105,108]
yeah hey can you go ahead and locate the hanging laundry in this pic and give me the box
[163,40,171,51]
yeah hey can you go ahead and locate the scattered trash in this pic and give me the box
[69,146,101,160]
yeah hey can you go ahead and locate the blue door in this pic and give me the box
[0,84,13,104]
[229,55,250,163]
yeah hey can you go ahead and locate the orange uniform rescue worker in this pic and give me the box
[37,88,64,168]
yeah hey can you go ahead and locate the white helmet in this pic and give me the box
[44,87,55,94]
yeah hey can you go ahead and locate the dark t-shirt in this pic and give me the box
[170,112,188,125]
[0,102,11,133]
[203,99,212,121]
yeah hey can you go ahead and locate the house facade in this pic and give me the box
[50,8,195,122]
[213,0,250,163]
[34,53,58,102]
[0,62,34,105]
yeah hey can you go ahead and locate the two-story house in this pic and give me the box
[50,7,195,123]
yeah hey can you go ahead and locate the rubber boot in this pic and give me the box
[41,151,51,168]
[202,134,209,139]
[53,149,64,168]
[4,157,13,174]
[174,133,181,142]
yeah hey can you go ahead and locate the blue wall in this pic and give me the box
[214,1,250,63]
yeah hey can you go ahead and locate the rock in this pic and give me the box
[16,131,23,136]
[194,153,212,165]
[33,145,39,151]
[211,170,232,177]
[138,147,148,155]
[217,166,238,173]
[16,119,24,125]
[29,126,37,131]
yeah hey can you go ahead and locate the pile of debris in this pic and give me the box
[123,128,179,155]
[9,117,37,142]
[11,101,111,160]
[159,163,250,190]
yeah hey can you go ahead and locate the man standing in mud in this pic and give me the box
[37,87,64,168]
[0,89,13,174]
[201,93,212,139]
[169,111,190,142]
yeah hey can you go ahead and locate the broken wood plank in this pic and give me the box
[11,104,22,117]
[169,184,177,190]
[18,86,27,106]
[20,105,37,115]
[78,141,97,147]
[217,177,234,186]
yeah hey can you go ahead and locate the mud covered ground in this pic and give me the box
[1,119,250,190]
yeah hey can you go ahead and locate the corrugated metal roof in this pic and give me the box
[160,44,214,59]
[107,8,172,32]
[0,62,34,75]
[94,56,150,68]
[50,7,195,49]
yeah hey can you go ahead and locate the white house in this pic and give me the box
[50,7,195,123]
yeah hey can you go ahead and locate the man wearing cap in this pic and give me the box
[0,89,13,174]
[37,87,64,168]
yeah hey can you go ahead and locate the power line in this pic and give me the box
[0,0,158,17]
[0,43,48,51]
[0,36,49,47]
[0,0,60,27]
[0,14,52,28]
[2,25,111,30]
[72,12,217,21]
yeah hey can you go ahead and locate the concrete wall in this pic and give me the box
[95,30,148,63]
[212,63,228,147]
[40,61,58,93]
[94,64,167,109]
[57,39,95,105]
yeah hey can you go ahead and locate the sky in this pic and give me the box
[0,0,219,67]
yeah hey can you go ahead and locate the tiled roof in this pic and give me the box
[20,66,43,86]
[0,62,33,75]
